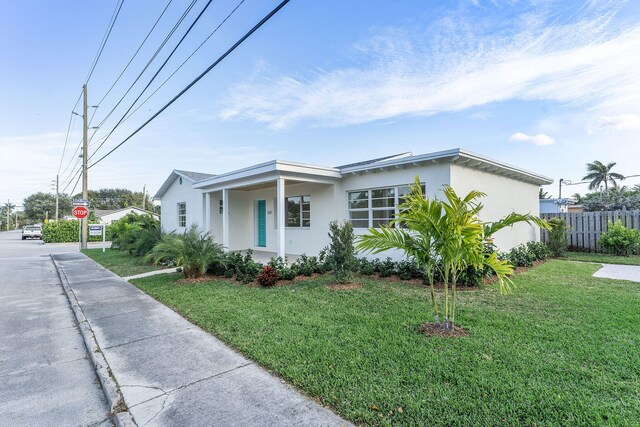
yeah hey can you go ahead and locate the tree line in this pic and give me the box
[1,188,159,229]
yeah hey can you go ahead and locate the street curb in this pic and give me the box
[51,255,137,427]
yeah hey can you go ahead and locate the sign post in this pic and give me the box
[89,224,105,253]
[73,206,89,251]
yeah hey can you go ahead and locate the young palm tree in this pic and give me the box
[146,225,224,278]
[583,160,625,191]
[356,177,541,332]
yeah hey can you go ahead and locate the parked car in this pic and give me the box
[22,225,43,240]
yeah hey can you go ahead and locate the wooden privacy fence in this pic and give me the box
[540,210,640,252]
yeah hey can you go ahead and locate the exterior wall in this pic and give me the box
[158,176,203,234]
[221,182,336,255]
[449,164,540,251]
[339,163,452,260]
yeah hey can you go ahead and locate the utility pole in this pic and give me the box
[142,185,146,210]
[54,174,59,221]
[81,84,89,249]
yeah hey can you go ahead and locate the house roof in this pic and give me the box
[157,148,552,197]
[174,169,216,182]
[94,207,159,218]
[154,169,216,199]
[336,152,414,169]
[339,148,553,185]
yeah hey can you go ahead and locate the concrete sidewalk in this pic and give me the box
[52,253,350,427]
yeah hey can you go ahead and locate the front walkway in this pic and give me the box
[51,253,349,426]
[592,263,640,282]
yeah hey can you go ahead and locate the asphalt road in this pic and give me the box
[0,230,112,426]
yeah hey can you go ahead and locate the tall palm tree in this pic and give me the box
[539,188,550,199]
[583,161,625,191]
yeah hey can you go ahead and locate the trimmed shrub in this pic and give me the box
[257,266,279,287]
[526,241,552,260]
[357,258,375,275]
[376,257,396,278]
[43,220,105,243]
[326,221,357,283]
[600,221,640,256]
[233,250,262,284]
[396,259,422,280]
[547,218,569,257]
[292,254,318,277]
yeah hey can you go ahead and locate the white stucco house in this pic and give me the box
[94,207,160,225]
[154,148,553,259]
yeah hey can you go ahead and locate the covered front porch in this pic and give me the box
[194,160,342,259]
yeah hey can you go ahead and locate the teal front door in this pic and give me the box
[257,200,266,247]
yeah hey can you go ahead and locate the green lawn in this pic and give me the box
[129,261,640,426]
[82,248,162,277]
[564,251,640,266]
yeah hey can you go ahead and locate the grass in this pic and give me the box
[82,248,162,277]
[128,261,640,426]
[564,251,640,266]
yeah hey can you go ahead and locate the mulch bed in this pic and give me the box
[325,283,363,291]
[420,322,469,338]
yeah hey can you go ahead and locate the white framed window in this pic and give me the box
[219,199,223,214]
[347,184,425,229]
[282,195,310,228]
[177,202,186,227]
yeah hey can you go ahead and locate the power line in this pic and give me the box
[87,0,198,146]
[84,0,126,84]
[105,0,248,129]
[89,0,292,169]
[89,0,214,160]
[94,0,174,108]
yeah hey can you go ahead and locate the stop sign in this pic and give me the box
[72,206,89,219]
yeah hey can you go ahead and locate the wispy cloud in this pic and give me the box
[510,132,555,146]
[589,114,640,132]
[220,1,640,130]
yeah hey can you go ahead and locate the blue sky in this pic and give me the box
[1,0,640,205]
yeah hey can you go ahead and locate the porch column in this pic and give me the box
[204,192,211,233]
[222,188,229,251]
[276,177,286,259]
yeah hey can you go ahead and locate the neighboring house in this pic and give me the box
[94,207,160,225]
[154,149,553,259]
[539,198,576,214]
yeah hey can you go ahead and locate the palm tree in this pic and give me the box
[356,176,545,332]
[583,161,625,191]
[146,225,224,278]
[539,188,550,199]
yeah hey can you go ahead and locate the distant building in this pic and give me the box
[539,198,577,214]
[94,207,159,225]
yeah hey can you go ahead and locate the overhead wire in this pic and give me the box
[89,0,292,169]
[89,0,215,160]
[87,0,198,146]
[84,0,126,85]
[94,0,174,109]
[105,0,247,131]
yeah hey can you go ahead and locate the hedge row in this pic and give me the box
[43,220,110,243]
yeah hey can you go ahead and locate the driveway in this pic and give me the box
[0,231,112,426]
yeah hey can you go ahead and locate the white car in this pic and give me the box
[22,225,43,240]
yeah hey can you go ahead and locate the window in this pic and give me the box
[348,184,425,228]
[284,195,310,228]
[177,202,186,227]
[219,199,223,214]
